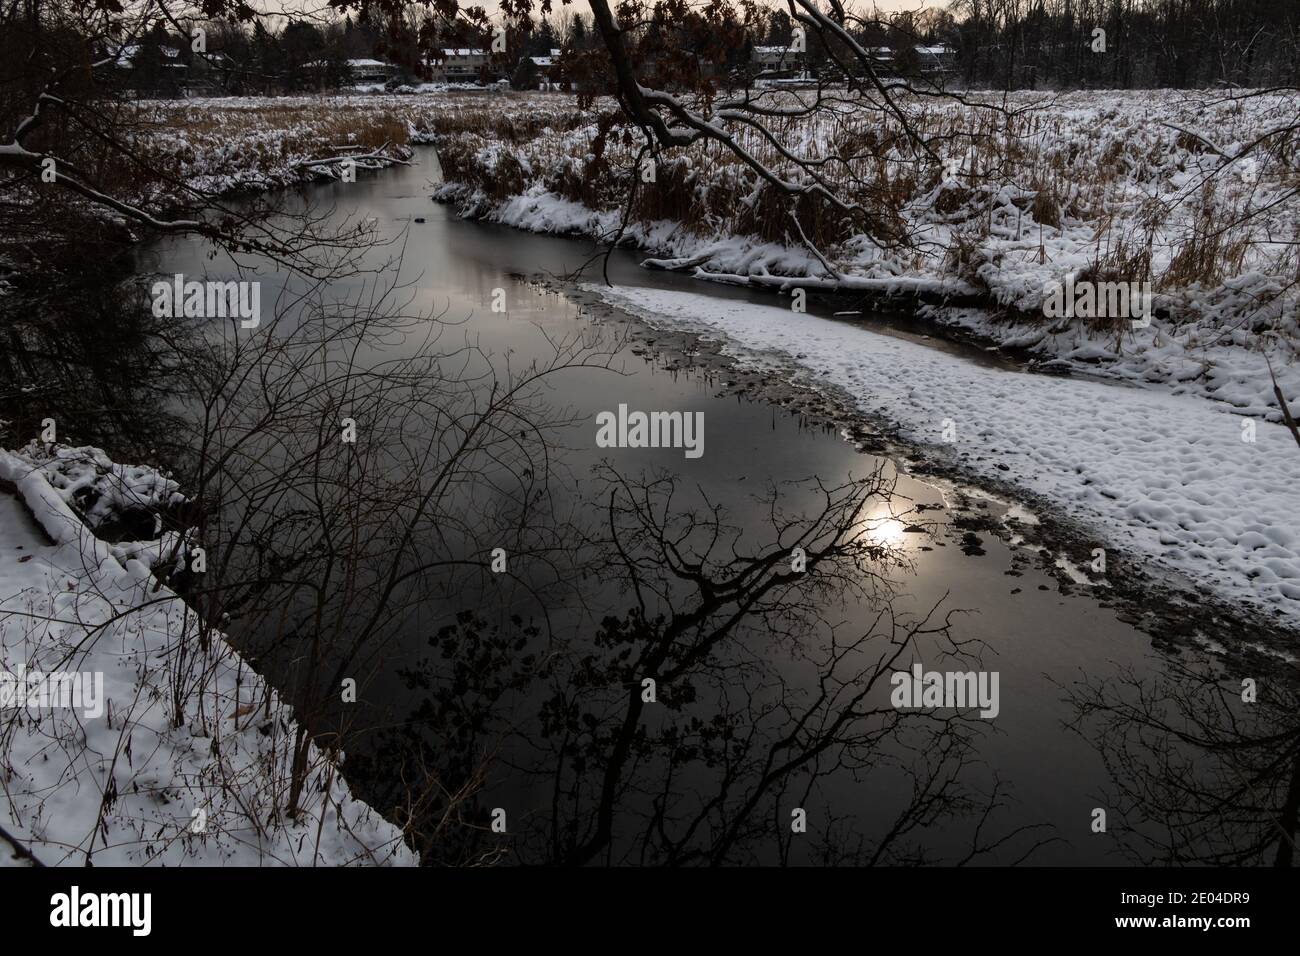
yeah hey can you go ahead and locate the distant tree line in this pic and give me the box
[98,1,1300,97]
[119,16,374,95]
[949,0,1300,90]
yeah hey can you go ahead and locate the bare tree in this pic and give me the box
[1061,656,1300,866]
[367,464,1056,865]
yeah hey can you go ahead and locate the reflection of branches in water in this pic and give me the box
[1061,658,1300,866]
[0,273,193,459]
[166,252,628,816]
[0,200,405,459]
[0,242,622,828]
[345,610,543,865]
[363,467,1055,866]
[536,468,1051,865]
[2,231,630,851]
[3,241,1060,866]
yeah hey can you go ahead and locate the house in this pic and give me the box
[851,45,955,77]
[915,45,957,75]
[431,48,490,83]
[751,43,800,75]
[345,58,399,84]
[187,50,237,94]
[865,46,894,69]
[109,42,190,95]
[524,49,563,85]
[110,43,186,70]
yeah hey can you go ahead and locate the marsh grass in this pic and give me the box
[420,90,1296,343]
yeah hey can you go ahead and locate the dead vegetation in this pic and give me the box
[423,89,1297,342]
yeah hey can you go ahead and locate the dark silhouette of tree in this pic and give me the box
[345,465,1055,866]
[570,12,590,51]
[512,55,539,90]
[1061,658,1300,865]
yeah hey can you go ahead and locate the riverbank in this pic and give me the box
[0,442,416,866]
[4,139,1295,867]
[577,282,1300,646]
[77,92,560,204]
[6,87,1298,416]
[0,91,513,288]
[429,88,1300,421]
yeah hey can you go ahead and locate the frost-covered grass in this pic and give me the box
[132,95,422,198]
[428,89,1300,419]
[5,91,521,221]
[0,442,417,866]
[0,90,545,282]
[130,91,557,200]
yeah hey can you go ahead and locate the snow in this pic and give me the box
[585,283,1300,628]
[432,89,1300,419]
[0,443,416,866]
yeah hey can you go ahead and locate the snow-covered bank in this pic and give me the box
[587,284,1300,631]
[0,444,415,866]
[433,89,1300,419]
[134,92,556,200]
[2,91,543,277]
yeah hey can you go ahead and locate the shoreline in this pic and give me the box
[0,443,418,867]
[560,279,1300,671]
[432,177,1298,420]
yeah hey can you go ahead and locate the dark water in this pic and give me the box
[101,147,1277,866]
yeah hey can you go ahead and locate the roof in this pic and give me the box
[346,58,391,68]
[113,43,188,67]
[440,48,487,57]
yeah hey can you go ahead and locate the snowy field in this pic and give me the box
[589,284,1300,631]
[16,89,1298,426]
[431,89,1300,420]
[123,91,534,198]
[0,444,416,866]
[3,86,1297,870]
